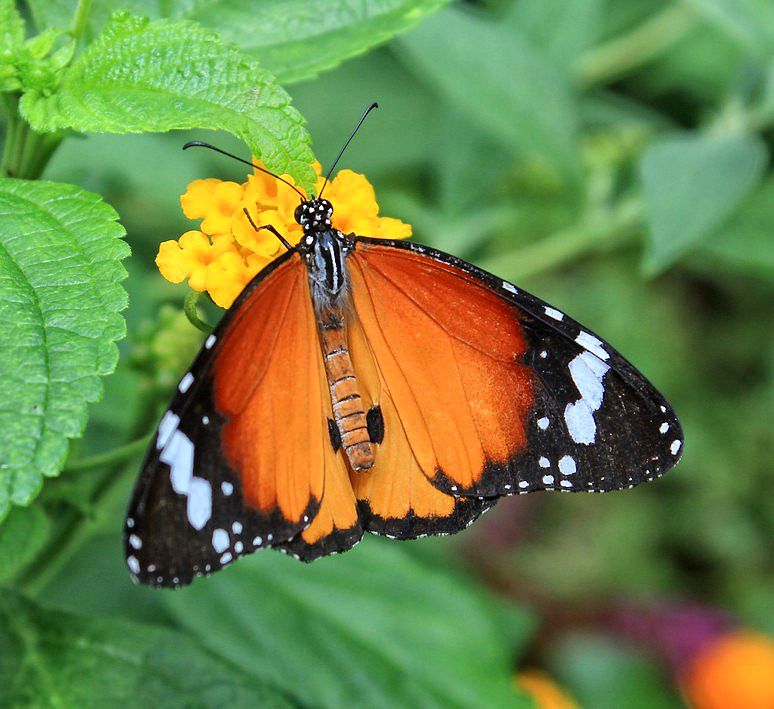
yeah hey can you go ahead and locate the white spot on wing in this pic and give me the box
[564,400,596,445]
[671,439,682,455]
[212,528,229,553]
[545,307,564,321]
[539,456,550,468]
[519,481,529,489]
[575,331,610,360]
[205,334,216,349]
[560,480,572,488]
[564,351,611,444]
[221,481,233,496]
[160,430,194,495]
[129,534,142,550]
[659,422,669,434]
[156,411,180,449]
[542,474,555,485]
[187,478,212,530]
[502,281,518,294]
[232,521,242,534]
[558,455,576,475]
[127,555,140,574]
[178,372,194,393]
[537,417,549,430]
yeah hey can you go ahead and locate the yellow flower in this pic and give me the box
[683,631,774,709]
[515,670,578,709]
[181,179,244,235]
[158,158,411,308]
[205,251,266,309]
[156,231,235,291]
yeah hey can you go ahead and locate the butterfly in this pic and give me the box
[125,107,683,589]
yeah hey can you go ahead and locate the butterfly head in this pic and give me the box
[295,199,333,235]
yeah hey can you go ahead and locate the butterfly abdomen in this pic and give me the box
[319,314,375,471]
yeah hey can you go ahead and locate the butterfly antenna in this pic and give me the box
[318,101,379,198]
[182,141,306,200]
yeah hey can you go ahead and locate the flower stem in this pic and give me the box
[70,0,94,44]
[1,93,63,179]
[184,290,214,332]
[578,3,699,88]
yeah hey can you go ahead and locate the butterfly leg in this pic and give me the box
[242,207,293,250]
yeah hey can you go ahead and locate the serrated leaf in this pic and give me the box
[399,6,580,183]
[19,12,316,192]
[640,131,768,274]
[165,537,533,708]
[1,0,25,51]
[0,178,128,519]
[175,0,450,84]
[0,593,293,707]
[22,0,451,85]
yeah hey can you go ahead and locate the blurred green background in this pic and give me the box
[2,0,773,706]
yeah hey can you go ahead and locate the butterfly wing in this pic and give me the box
[347,237,683,504]
[125,250,359,587]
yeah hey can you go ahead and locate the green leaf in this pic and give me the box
[685,0,774,54]
[399,7,580,183]
[507,0,603,68]
[0,0,25,51]
[0,178,128,519]
[166,537,533,708]
[640,131,768,274]
[0,506,51,582]
[19,12,316,193]
[0,593,293,706]
[550,633,683,709]
[175,0,450,85]
[701,176,774,278]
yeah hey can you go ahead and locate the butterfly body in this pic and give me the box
[295,199,378,471]
[126,197,683,588]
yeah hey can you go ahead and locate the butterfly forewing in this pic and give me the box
[349,238,683,500]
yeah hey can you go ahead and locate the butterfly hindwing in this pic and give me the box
[348,237,683,501]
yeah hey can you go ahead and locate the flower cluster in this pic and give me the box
[156,161,411,308]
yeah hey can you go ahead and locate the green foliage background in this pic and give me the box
[0,0,772,706]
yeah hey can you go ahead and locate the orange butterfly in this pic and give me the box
[126,106,682,588]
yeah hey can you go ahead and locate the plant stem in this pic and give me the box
[184,290,214,332]
[1,93,63,179]
[578,3,699,88]
[477,196,644,281]
[64,434,152,473]
[70,0,94,44]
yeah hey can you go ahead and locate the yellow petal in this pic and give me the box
[200,181,245,235]
[206,251,268,308]
[155,240,190,284]
[373,216,412,240]
[180,179,222,220]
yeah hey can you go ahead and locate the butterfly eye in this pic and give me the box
[294,204,305,223]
